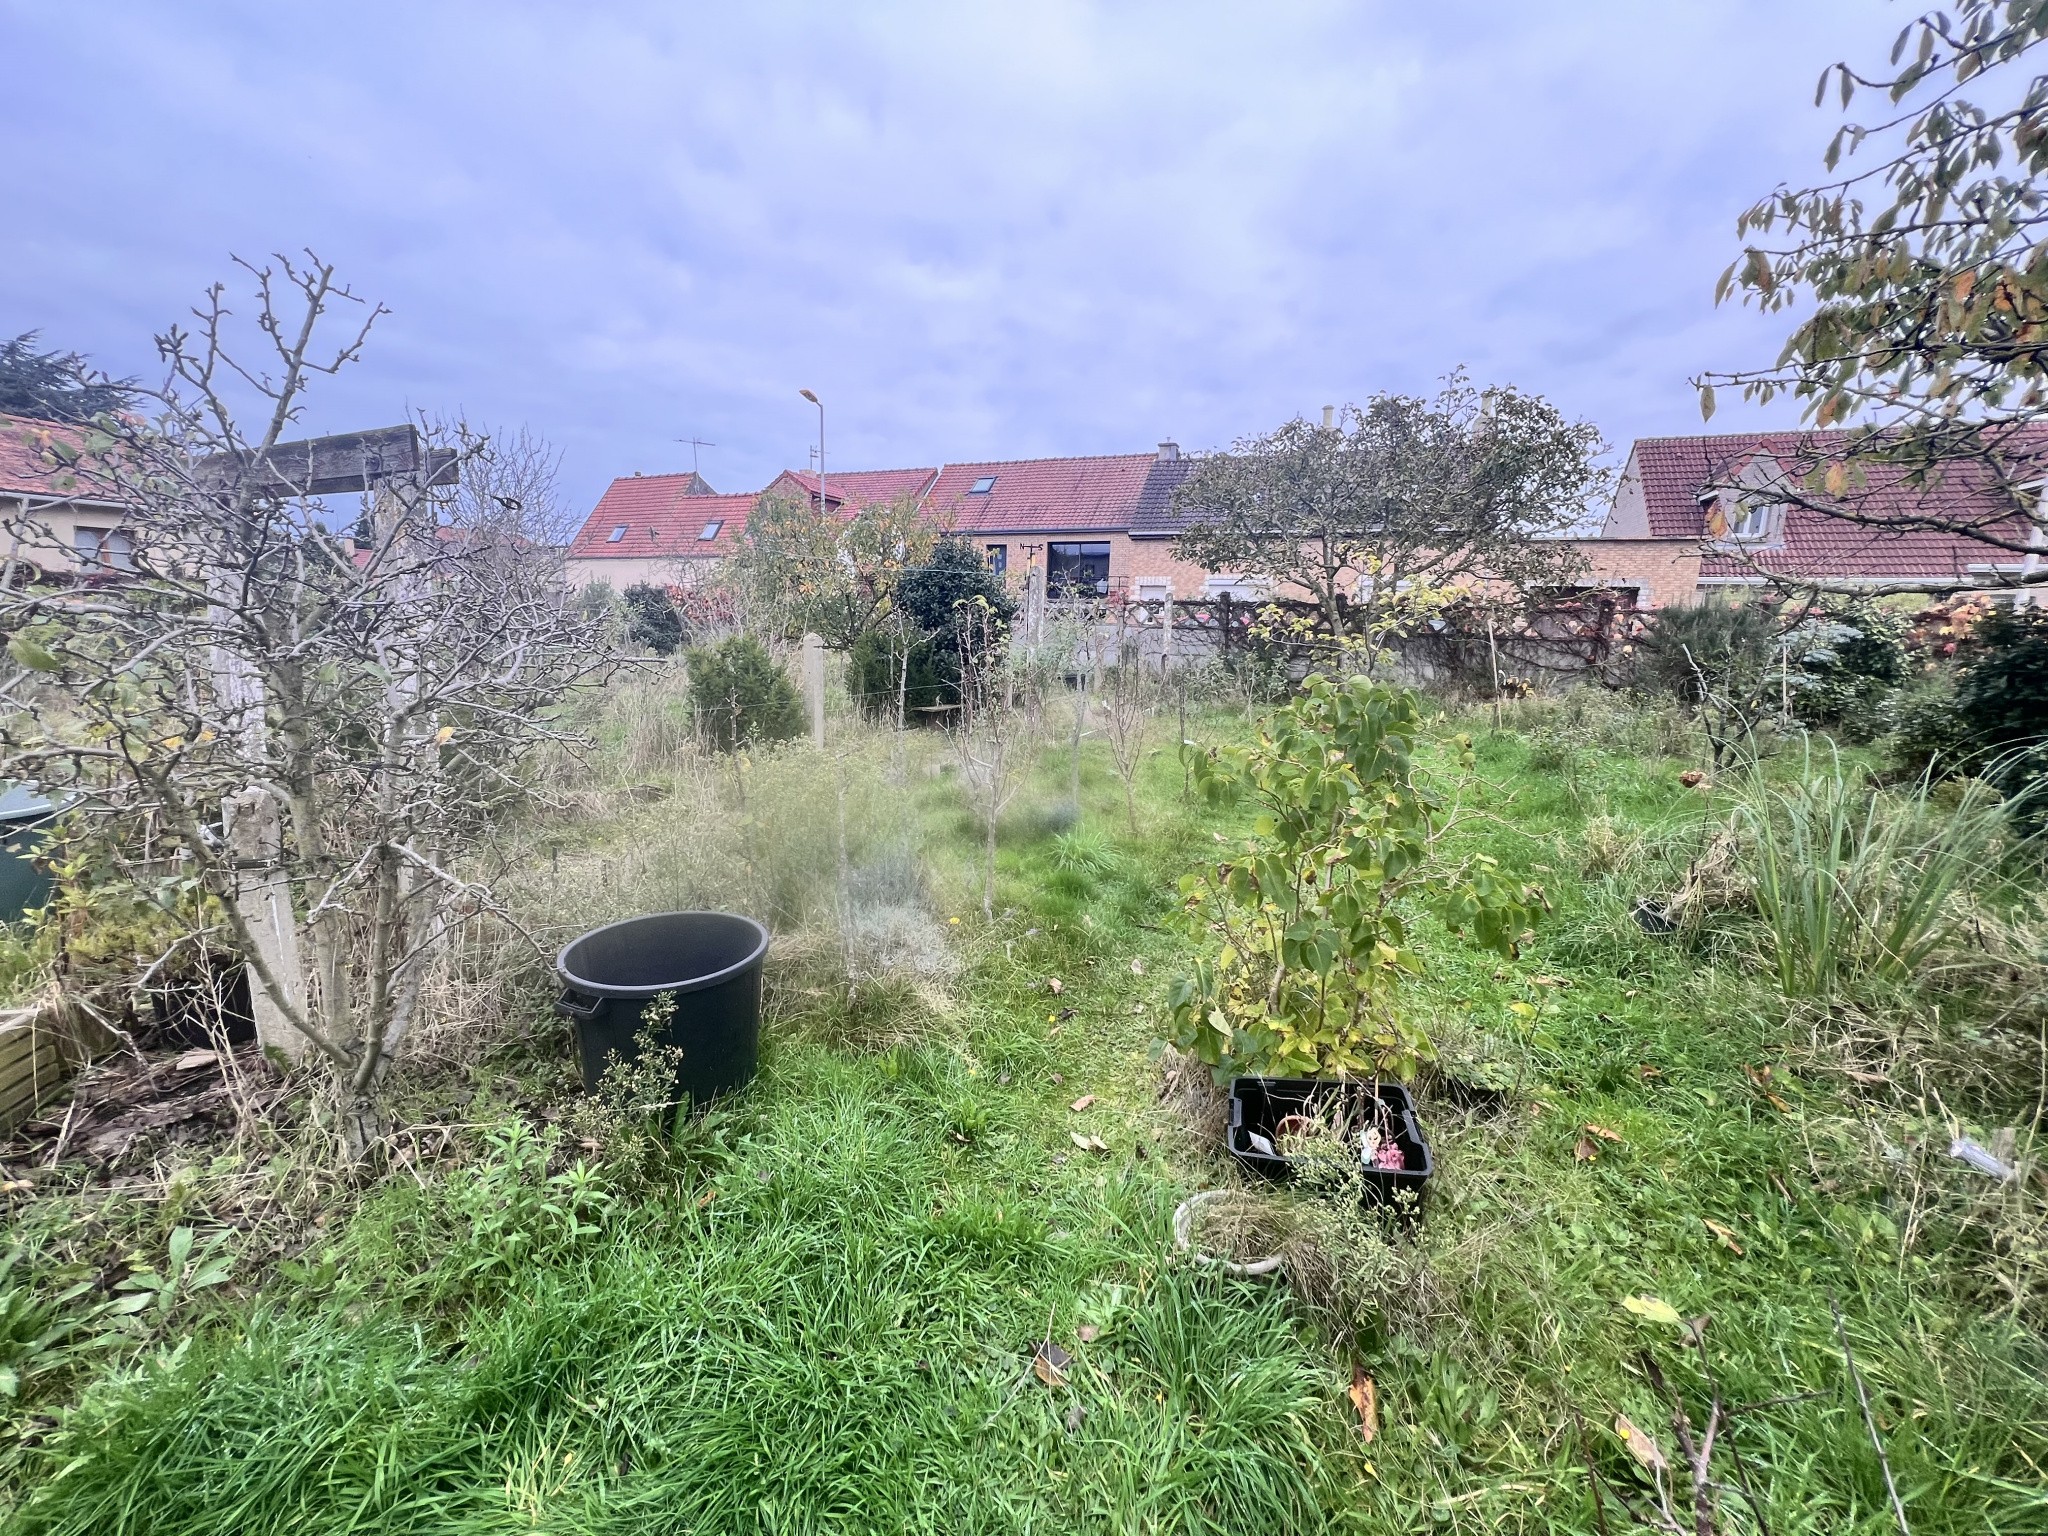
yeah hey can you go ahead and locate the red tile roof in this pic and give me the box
[926,453,1184,535]
[0,412,124,502]
[766,467,938,510]
[1622,430,2044,586]
[566,479,757,561]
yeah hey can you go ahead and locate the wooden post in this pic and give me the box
[801,632,826,747]
[222,785,310,1063]
[1161,593,1175,674]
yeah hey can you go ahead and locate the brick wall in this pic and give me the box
[1572,538,1702,608]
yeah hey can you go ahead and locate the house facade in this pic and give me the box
[1584,430,2046,606]
[565,441,1256,600]
[1,413,137,579]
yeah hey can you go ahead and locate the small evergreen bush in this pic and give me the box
[1785,606,1909,740]
[847,539,1017,724]
[623,584,685,656]
[686,635,803,751]
[846,630,952,723]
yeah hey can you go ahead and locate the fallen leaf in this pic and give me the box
[1032,1341,1072,1387]
[1637,1065,1662,1080]
[1621,1294,1683,1328]
[1069,1094,1096,1112]
[1046,978,1064,996]
[1678,769,1707,789]
[1766,1092,1793,1114]
[1702,1218,1744,1256]
[1129,958,1145,976]
[1574,1137,1598,1162]
[0,1179,32,1195]
[1349,1366,1379,1443]
[1583,1123,1623,1143]
[1530,974,1570,988]
[1050,1072,1065,1086]
[695,1188,717,1209]
[1528,1099,1549,1117]
[1742,1063,1773,1087]
[1076,1324,1100,1343]
[1614,1412,1668,1472]
[1624,988,1641,1000]
[1064,1401,1087,1432]
[1069,1133,1109,1155]
[1845,1069,1889,1086]
[1054,1007,1076,1022]
[172,1049,218,1072]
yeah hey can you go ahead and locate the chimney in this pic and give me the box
[1157,440,1180,463]
[1321,405,1335,429]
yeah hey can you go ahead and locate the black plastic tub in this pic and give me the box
[1228,1077,1432,1210]
[555,911,770,1108]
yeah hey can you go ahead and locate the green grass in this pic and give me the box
[4,685,2046,1533]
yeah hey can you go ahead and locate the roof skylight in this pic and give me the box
[698,520,723,540]
[969,475,997,494]
[606,525,628,542]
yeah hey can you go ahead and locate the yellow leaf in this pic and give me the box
[1614,1412,1668,1472]
[1349,1366,1379,1443]
[161,736,184,752]
[1622,1294,1683,1327]
[432,725,456,745]
[1703,1218,1745,1256]
[1824,461,1847,497]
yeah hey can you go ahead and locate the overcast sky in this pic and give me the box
[4,1,1889,516]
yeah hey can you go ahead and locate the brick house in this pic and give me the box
[0,412,138,579]
[1584,430,2046,606]
[567,444,1230,599]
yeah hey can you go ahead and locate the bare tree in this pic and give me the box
[949,598,1032,920]
[0,254,615,1149]
[1099,607,1154,834]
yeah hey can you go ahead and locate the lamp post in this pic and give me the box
[799,388,824,514]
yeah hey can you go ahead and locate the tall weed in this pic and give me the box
[1736,746,2015,996]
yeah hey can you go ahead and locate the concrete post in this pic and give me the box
[801,632,826,747]
[222,785,309,1063]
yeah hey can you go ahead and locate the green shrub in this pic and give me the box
[1632,598,1787,766]
[1165,675,1542,1080]
[686,635,803,752]
[622,583,684,655]
[846,630,951,724]
[1886,604,2048,826]
[1785,606,1908,739]
[895,537,1016,638]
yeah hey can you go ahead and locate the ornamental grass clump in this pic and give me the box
[1165,675,1542,1080]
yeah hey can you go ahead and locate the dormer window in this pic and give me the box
[1727,501,1772,541]
[969,475,997,494]
[606,525,628,543]
[698,520,723,540]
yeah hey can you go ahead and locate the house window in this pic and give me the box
[1135,578,1170,601]
[1047,541,1111,597]
[985,543,1007,575]
[75,526,134,571]
[1727,500,1772,541]
[1203,574,1265,601]
[969,475,997,494]
[606,525,628,543]
[698,521,723,540]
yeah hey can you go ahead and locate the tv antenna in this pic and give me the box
[674,436,716,476]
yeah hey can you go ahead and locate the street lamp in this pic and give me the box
[798,389,823,514]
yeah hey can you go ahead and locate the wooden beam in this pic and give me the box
[196,425,460,499]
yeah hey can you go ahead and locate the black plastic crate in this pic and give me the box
[1227,1077,1432,1209]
